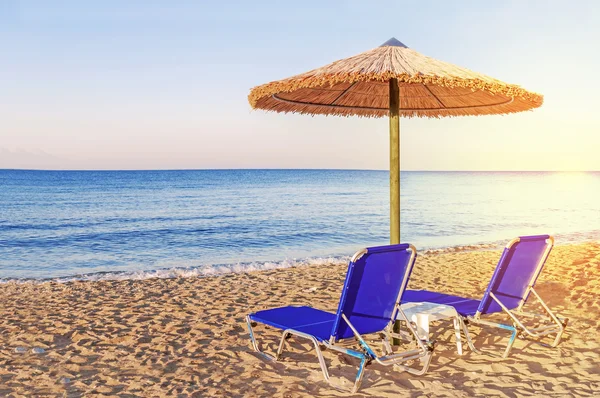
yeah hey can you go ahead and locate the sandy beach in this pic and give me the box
[1,242,599,397]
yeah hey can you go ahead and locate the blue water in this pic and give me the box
[1,169,599,281]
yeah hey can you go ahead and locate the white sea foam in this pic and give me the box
[1,233,598,285]
[423,242,503,255]
[0,240,512,284]
[0,256,350,285]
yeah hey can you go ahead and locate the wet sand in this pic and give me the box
[1,242,599,397]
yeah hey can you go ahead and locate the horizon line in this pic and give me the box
[1,168,598,173]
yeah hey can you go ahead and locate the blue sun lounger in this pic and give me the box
[402,235,568,358]
[246,244,435,393]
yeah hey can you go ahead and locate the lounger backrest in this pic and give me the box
[330,243,416,341]
[477,235,553,315]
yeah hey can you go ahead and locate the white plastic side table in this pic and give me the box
[399,301,463,355]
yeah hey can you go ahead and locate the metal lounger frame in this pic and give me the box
[246,245,434,393]
[459,236,568,358]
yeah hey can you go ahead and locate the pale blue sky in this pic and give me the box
[1,0,599,170]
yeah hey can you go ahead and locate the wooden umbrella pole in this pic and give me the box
[389,78,403,346]
[389,78,400,245]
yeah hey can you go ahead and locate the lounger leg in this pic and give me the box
[303,334,330,384]
[453,317,463,355]
[459,318,481,354]
[551,329,563,348]
[318,351,368,394]
[492,290,568,352]
[468,317,518,358]
[247,317,372,393]
[393,348,433,376]
[284,330,375,394]
[352,357,368,394]
[503,327,518,358]
[551,318,568,347]
[387,309,435,375]
[276,331,291,359]
[381,333,394,356]
[379,338,434,376]
[529,288,568,347]
[246,316,281,361]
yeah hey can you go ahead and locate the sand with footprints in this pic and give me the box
[1,242,599,396]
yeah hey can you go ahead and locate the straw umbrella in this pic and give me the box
[249,37,542,246]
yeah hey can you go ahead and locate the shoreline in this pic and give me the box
[2,237,599,284]
[1,241,599,396]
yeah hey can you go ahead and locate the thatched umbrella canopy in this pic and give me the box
[249,38,542,244]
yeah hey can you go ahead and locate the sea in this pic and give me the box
[1,169,599,282]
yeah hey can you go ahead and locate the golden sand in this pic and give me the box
[1,242,599,397]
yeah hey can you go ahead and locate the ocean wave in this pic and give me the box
[422,242,503,254]
[1,233,599,285]
[0,256,350,285]
[0,241,523,284]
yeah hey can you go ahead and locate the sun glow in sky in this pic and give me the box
[1,0,599,171]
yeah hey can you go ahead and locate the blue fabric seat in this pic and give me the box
[250,306,335,342]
